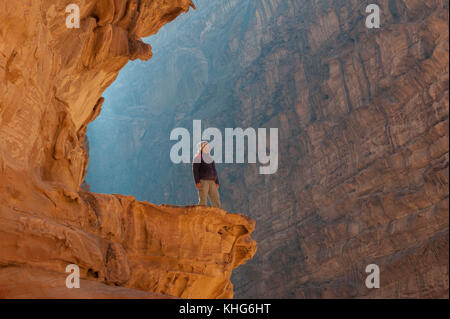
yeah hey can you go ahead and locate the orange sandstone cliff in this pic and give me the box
[0,0,256,298]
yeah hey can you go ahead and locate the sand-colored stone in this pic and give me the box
[0,0,256,299]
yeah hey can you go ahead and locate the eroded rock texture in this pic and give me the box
[0,0,256,299]
[86,0,449,298]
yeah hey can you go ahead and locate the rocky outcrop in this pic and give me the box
[0,0,256,298]
[87,0,449,298]
[0,193,255,298]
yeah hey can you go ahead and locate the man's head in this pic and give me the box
[198,141,210,154]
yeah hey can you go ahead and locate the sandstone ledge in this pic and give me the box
[0,190,256,298]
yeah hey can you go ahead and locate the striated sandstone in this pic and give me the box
[0,193,255,298]
[0,0,256,299]
[86,0,449,298]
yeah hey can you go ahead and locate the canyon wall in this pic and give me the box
[0,0,256,298]
[87,0,449,298]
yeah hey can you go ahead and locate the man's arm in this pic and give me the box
[213,161,219,186]
[193,161,201,185]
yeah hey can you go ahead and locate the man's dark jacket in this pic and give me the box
[193,152,219,185]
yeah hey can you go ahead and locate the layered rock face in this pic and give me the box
[0,0,256,298]
[87,0,449,298]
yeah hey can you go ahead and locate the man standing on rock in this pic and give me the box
[193,141,221,208]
